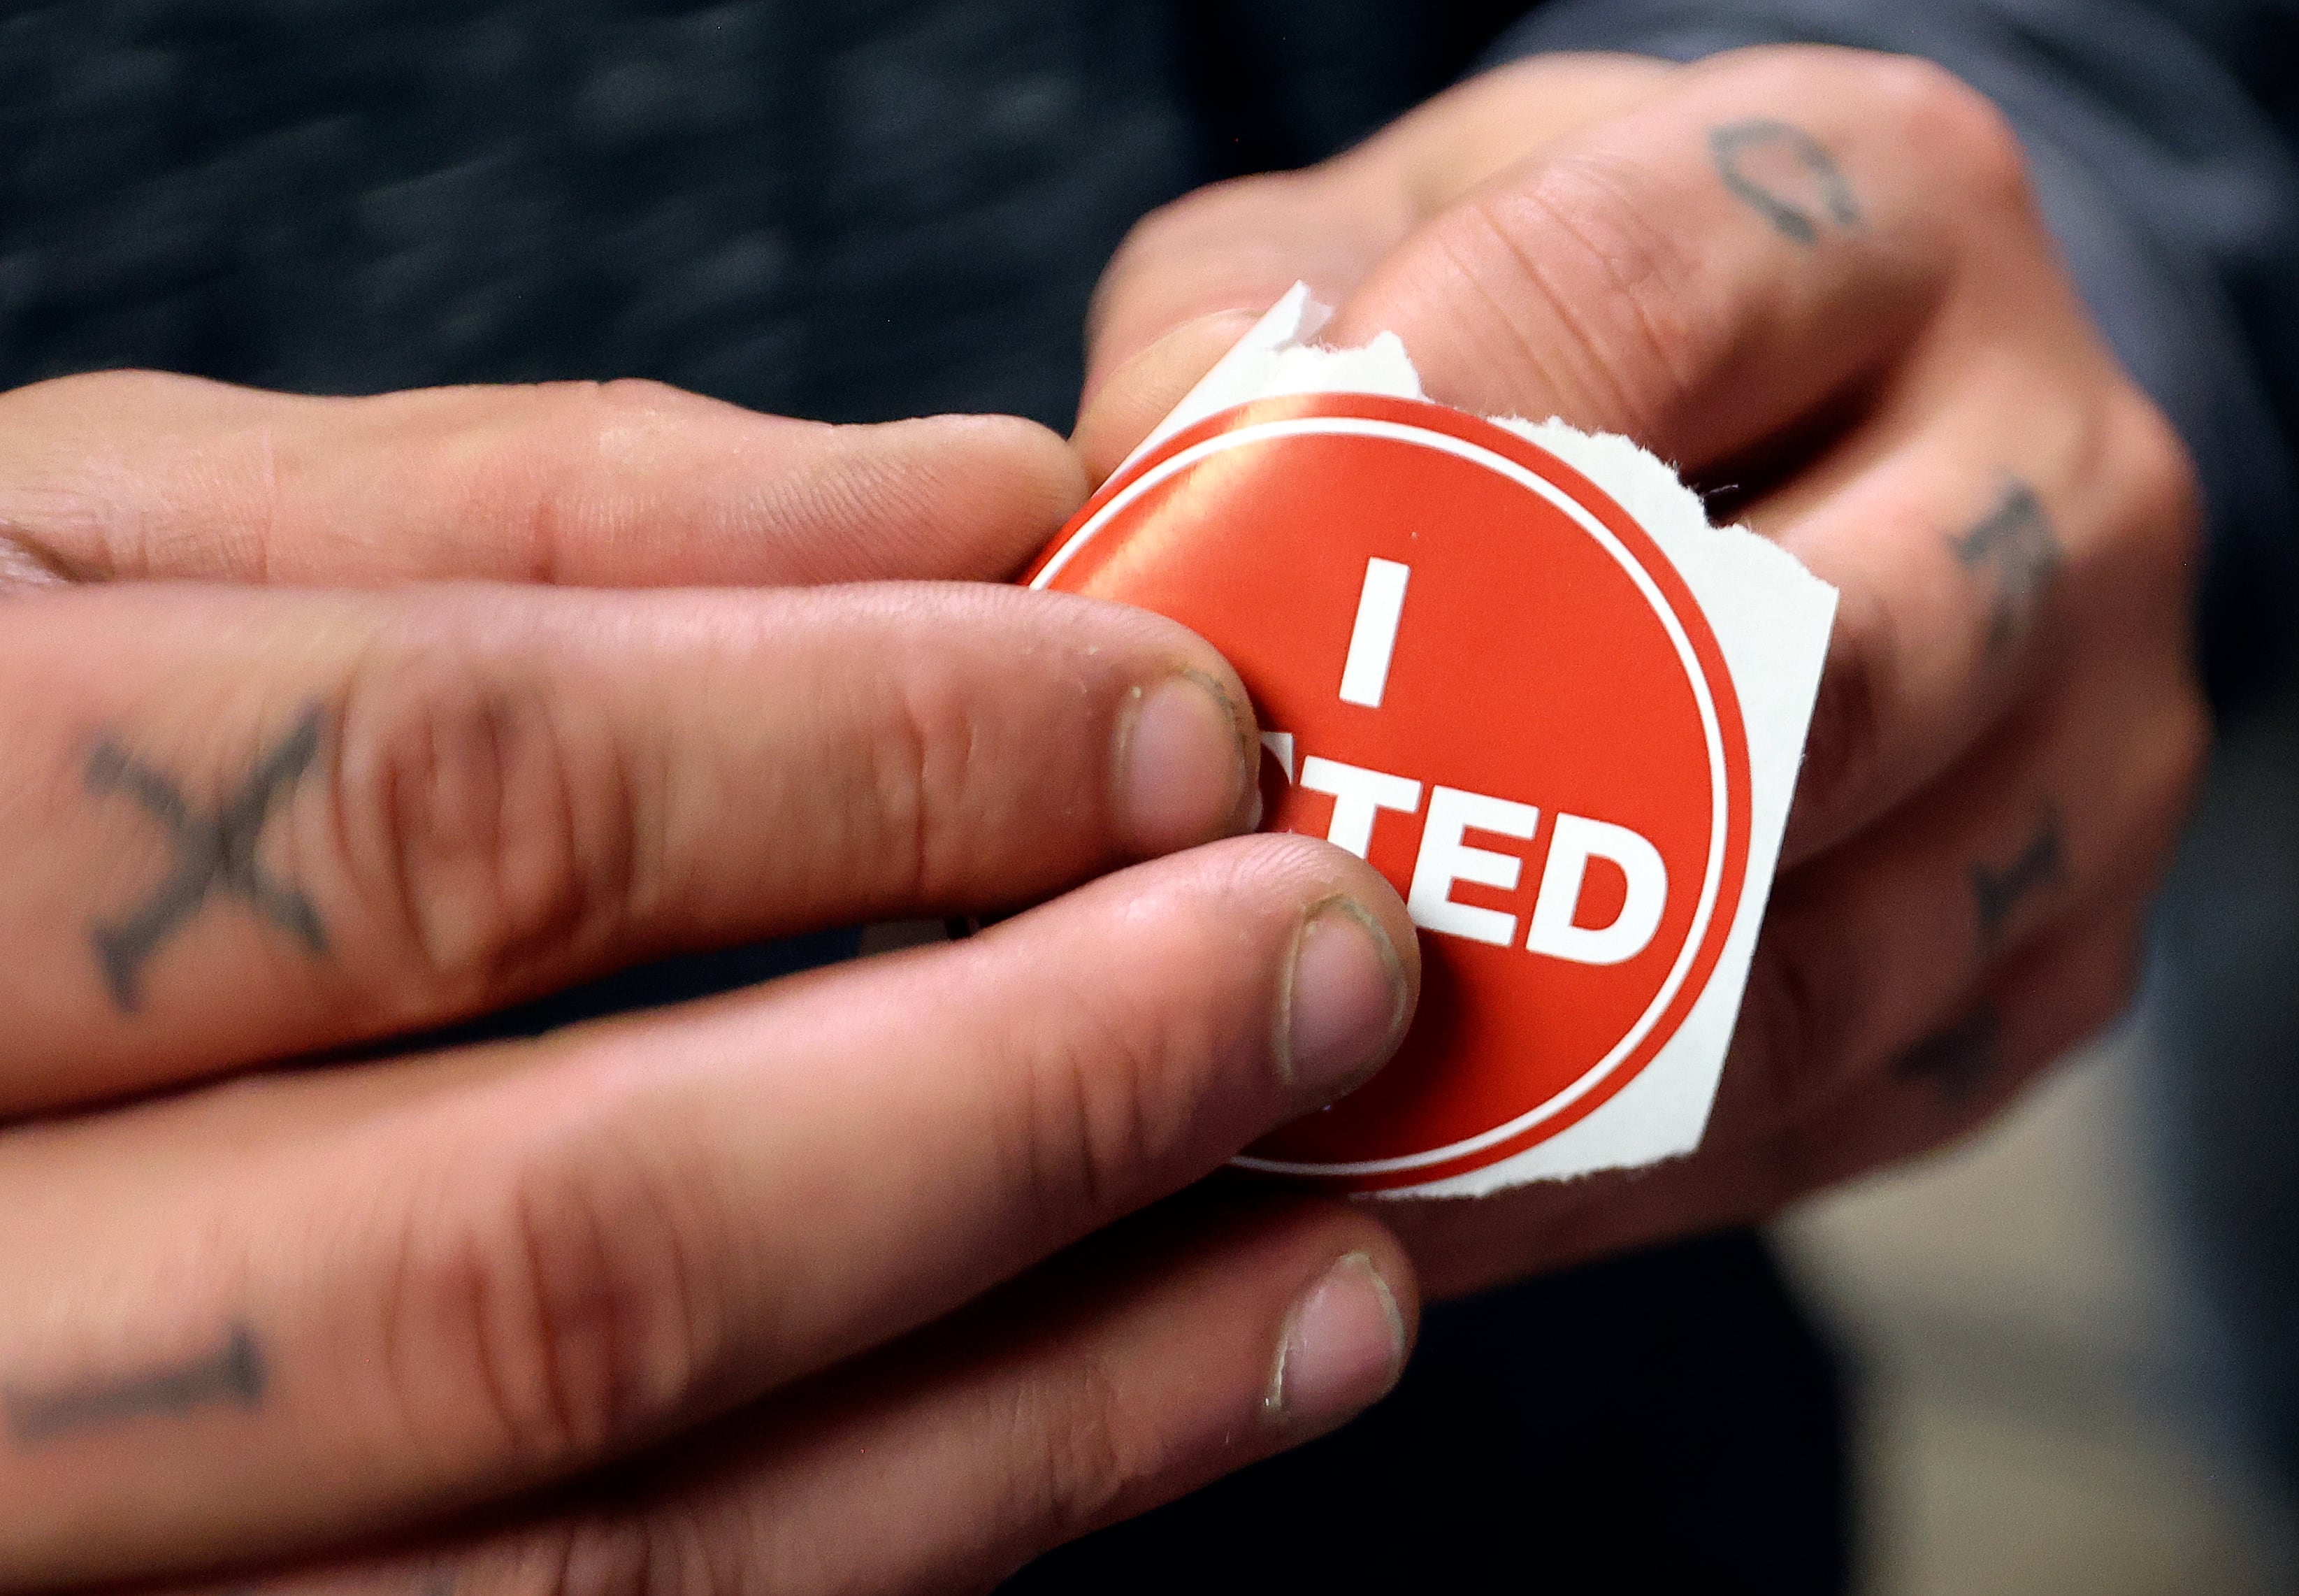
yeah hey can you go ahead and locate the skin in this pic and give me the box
[0,40,2209,1595]
[0,380,1424,1593]
[1077,46,2207,1296]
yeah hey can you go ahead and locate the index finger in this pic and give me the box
[0,373,1087,589]
[0,580,1263,1112]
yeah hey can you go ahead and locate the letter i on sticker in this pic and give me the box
[1339,558,1410,707]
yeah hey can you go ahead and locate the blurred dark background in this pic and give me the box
[0,3,1527,422]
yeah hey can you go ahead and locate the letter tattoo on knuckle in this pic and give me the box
[3,1322,266,1445]
[85,703,331,1013]
[1708,120,1862,246]
[1953,477,2064,651]
[1970,805,2067,949]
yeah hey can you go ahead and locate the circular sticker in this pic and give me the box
[1032,393,1754,1191]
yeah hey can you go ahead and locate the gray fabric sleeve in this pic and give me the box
[1484,0,2299,705]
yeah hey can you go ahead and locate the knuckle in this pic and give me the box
[1113,172,1299,263]
[7,366,224,419]
[389,1121,726,1473]
[452,380,702,580]
[1793,580,1899,837]
[1016,1351,1137,1541]
[2112,390,2205,578]
[0,367,175,420]
[870,651,999,905]
[1105,185,1204,266]
[1003,961,1197,1226]
[1867,55,2033,210]
[331,628,647,1016]
[1095,173,1305,328]
[2144,683,2213,848]
[0,371,239,583]
[531,378,702,450]
[1453,155,1710,436]
[1740,886,1868,1121]
[1028,1016,1160,1222]
[474,1512,700,1596]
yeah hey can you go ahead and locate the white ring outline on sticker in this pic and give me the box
[1033,415,1732,1176]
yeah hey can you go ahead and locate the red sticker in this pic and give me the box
[1028,393,1756,1192]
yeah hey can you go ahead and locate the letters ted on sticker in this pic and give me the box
[1034,394,1754,1188]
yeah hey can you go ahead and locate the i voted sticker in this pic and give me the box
[1030,295,1835,1196]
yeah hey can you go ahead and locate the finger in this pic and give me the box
[1086,55,1678,380]
[1394,638,2203,1298]
[1745,283,2200,862]
[1090,43,2200,876]
[176,1198,1415,1596]
[1392,895,2149,1298]
[1071,307,1268,485]
[1319,48,2206,865]
[1,580,1267,1109]
[1074,55,1675,477]
[0,833,1418,1582]
[0,373,1087,588]
[1772,886,2148,1190]
[1728,647,2203,1150]
[1326,47,2035,466]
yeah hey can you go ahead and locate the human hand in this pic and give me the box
[1079,47,2206,1295]
[0,375,1422,1591]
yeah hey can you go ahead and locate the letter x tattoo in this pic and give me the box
[86,705,331,1014]
[1708,120,1861,246]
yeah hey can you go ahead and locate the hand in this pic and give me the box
[1080,47,2207,1295]
[0,375,1422,1591]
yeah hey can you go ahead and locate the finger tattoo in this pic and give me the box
[87,704,331,1013]
[4,1323,266,1445]
[1894,1006,2002,1102]
[1708,120,1861,245]
[1970,806,2067,948]
[1953,477,2063,650]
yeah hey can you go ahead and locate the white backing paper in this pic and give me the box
[1138,286,1838,1198]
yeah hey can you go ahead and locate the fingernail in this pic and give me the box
[1135,307,1263,366]
[1281,896,1410,1102]
[1114,669,1255,854]
[1085,308,1262,406]
[1268,1253,1407,1430]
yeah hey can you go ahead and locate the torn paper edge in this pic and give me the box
[1129,287,1838,1198]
